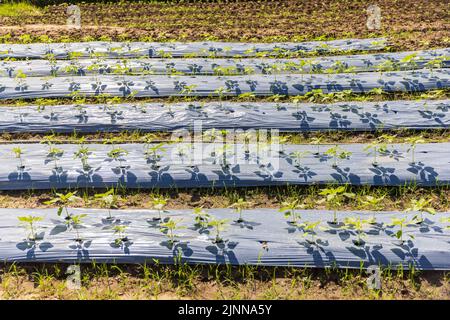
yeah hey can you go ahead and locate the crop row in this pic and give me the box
[0,69,448,99]
[1,100,448,133]
[2,141,448,190]
[1,207,448,268]
[0,48,447,77]
[0,38,387,60]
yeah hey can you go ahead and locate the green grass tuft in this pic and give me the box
[0,1,41,17]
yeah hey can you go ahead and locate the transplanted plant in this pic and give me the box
[290,150,310,168]
[193,207,211,229]
[12,146,25,170]
[107,146,129,168]
[389,217,414,245]
[405,198,436,225]
[44,191,81,220]
[360,195,385,224]
[73,142,92,171]
[208,218,230,243]
[318,186,355,224]
[144,142,166,167]
[363,139,388,167]
[299,220,322,245]
[69,213,87,243]
[405,136,425,164]
[160,218,185,245]
[151,195,168,221]
[342,217,372,246]
[95,188,121,220]
[324,145,352,168]
[18,215,43,241]
[112,225,130,245]
[46,145,65,169]
[279,199,305,225]
[310,137,324,155]
[229,198,252,223]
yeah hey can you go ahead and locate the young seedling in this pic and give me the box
[107,147,129,169]
[144,142,166,168]
[12,146,25,170]
[389,217,414,245]
[160,218,185,246]
[229,198,252,223]
[95,188,121,220]
[290,150,310,168]
[405,136,425,164]
[73,143,92,171]
[193,207,210,229]
[318,186,355,225]
[112,225,129,245]
[151,195,168,221]
[363,140,387,167]
[343,217,371,246]
[324,145,352,168]
[44,191,81,220]
[46,145,64,169]
[279,199,305,225]
[270,134,290,154]
[299,220,322,245]
[310,137,324,155]
[69,213,87,243]
[360,195,385,224]
[18,215,43,241]
[405,198,436,225]
[208,218,230,244]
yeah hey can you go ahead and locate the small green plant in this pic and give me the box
[324,145,352,168]
[12,146,25,169]
[144,142,166,163]
[360,195,385,224]
[405,136,425,164]
[310,137,324,155]
[95,188,121,220]
[69,213,87,242]
[229,198,252,223]
[44,191,81,220]
[343,217,371,246]
[318,186,355,224]
[112,225,129,245]
[107,147,129,168]
[389,217,414,245]
[151,195,168,221]
[46,145,64,169]
[73,143,92,170]
[279,199,304,225]
[208,218,230,243]
[193,207,210,228]
[299,220,322,245]
[290,150,310,168]
[363,140,387,167]
[18,215,43,241]
[405,198,436,224]
[160,218,185,245]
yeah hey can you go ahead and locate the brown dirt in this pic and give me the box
[0,0,447,50]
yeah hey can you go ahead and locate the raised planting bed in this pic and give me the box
[1,142,449,190]
[0,38,387,60]
[0,69,448,99]
[0,100,447,133]
[0,48,447,77]
[1,208,448,269]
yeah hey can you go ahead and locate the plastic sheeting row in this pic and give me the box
[0,69,448,99]
[0,38,388,60]
[0,48,447,77]
[1,142,449,190]
[1,100,448,133]
[1,208,449,269]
